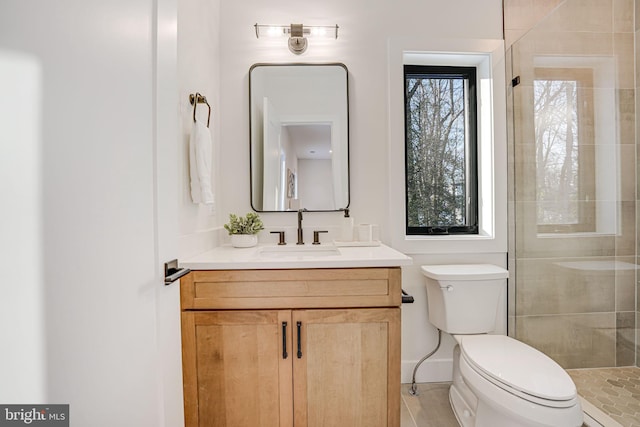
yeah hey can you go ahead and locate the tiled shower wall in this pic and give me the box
[636,0,640,367]
[505,0,638,368]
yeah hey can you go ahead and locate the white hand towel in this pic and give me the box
[189,119,215,204]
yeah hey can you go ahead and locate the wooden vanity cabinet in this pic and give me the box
[180,268,401,427]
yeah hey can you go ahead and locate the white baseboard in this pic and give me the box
[402,358,453,384]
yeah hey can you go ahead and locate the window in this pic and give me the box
[534,68,595,233]
[404,65,478,235]
[390,42,507,254]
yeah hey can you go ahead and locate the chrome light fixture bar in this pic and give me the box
[254,23,339,55]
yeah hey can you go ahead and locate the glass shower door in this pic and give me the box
[507,0,637,369]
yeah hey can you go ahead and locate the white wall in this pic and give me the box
[0,0,183,425]
[217,0,506,382]
[298,159,334,210]
[178,0,223,257]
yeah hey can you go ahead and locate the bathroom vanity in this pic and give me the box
[180,244,411,427]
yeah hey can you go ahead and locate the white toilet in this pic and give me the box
[421,264,583,427]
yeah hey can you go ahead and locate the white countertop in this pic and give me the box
[181,243,412,270]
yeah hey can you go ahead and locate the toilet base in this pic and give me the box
[449,385,475,427]
[450,380,583,427]
[450,382,541,427]
[449,344,583,427]
[449,344,477,427]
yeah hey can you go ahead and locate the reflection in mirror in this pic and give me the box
[534,68,595,233]
[533,57,617,236]
[250,63,349,212]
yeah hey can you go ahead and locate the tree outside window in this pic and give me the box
[404,65,478,235]
[534,68,595,233]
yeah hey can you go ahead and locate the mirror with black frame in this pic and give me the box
[249,63,349,212]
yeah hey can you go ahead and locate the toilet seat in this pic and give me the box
[458,335,577,408]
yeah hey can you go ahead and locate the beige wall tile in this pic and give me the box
[513,203,633,257]
[516,202,617,257]
[616,202,637,256]
[516,313,616,368]
[615,257,638,312]
[510,77,534,122]
[618,89,636,146]
[510,36,536,76]
[616,312,635,366]
[636,31,640,90]
[536,0,613,33]
[532,31,614,57]
[505,29,528,48]
[636,313,640,366]
[504,0,563,47]
[508,315,516,336]
[508,255,517,318]
[614,0,634,33]
[516,258,616,316]
[637,214,640,256]
[512,144,536,202]
[615,33,635,89]
[637,255,640,285]
[620,147,637,201]
[504,0,535,31]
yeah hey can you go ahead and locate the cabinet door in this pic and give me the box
[182,310,293,427]
[293,309,400,427]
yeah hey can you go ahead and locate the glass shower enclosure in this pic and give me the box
[507,0,638,369]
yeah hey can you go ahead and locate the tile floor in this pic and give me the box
[568,367,640,427]
[401,381,595,427]
[401,382,459,427]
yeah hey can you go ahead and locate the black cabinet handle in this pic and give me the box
[402,289,415,304]
[282,322,288,359]
[296,321,302,359]
[164,259,190,285]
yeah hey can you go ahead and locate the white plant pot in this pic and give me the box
[231,234,258,248]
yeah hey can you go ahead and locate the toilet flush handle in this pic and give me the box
[446,285,454,292]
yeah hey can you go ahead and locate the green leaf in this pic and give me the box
[223,212,264,235]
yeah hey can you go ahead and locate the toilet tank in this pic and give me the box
[421,264,508,334]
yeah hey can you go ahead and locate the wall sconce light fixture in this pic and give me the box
[254,23,339,55]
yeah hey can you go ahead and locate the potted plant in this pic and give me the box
[224,212,264,248]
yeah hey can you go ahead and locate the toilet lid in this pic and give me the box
[459,335,576,401]
[420,264,508,281]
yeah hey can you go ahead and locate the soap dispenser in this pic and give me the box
[340,208,354,241]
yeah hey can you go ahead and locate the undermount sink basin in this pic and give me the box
[258,245,341,258]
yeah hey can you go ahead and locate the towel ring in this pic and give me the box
[189,92,211,128]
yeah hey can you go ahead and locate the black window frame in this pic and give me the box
[403,64,479,236]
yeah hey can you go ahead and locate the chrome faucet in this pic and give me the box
[297,209,306,245]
